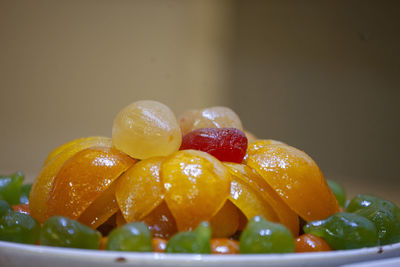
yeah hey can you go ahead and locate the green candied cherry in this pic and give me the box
[166,222,212,253]
[0,211,41,244]
[326,179,346,207]
[304,212,378,250]
[0,200,11,216]
[347,194,400,245]
[106,222,152,252]
[40,216,101,249]
[240,215,295,254]
[19,184,32,204]
[0,172,24,205]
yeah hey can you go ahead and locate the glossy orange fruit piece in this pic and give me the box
[245,143,340,221]
[152,238,167,252]
[141,201,177,239]
[29,136,112,223]
[209,200,239,238]
[46,147,136,219]
[211,238,239,254]
[224,162,299,236]
[295,234,332,253]
[78,180,119,229]
[116,157,165,222]
[162,149,231,231]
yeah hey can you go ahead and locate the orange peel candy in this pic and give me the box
[162,149,231,231]
[116,157,165,222]
[209,200,239,238]
[46,147,136,220]
[224,162,299,236]
[141,201,177,239]
[245,142,340,221]
[29,136,112,223]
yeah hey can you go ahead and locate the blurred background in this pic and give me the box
[1,0,399,203]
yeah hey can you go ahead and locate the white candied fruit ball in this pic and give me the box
[112,100,182,159]
[178,106,243,135]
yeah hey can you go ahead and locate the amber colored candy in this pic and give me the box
[100,237,108,250]
[211,238,239,254]
[224,162,299,236]
[210,200,239,238]
[295,234,332,253]
[142,201,177,239]
[112,100,182,160]
[12,204,30,215]
[152,238,167,252]
[246,139,285,155]
[178,106,243,135]
[162,150,231,231]
[29,136,112,223]
[116,157,165,222]
[115,210,126,227]
[245,143,340,221]
[47,147,136,220]
[237,208,248,231]
[78,180,119,229]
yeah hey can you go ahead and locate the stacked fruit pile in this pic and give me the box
[1,100,399,254]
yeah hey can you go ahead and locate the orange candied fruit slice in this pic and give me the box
[29,136,112,223]
[116,157,165,222]
[46,147,136,220]
[141,201,177,239]
[224,162,299,236]
[162,149,231,231]
[245,142,340,221]
[295,234,332,253]
[209,200,239,238]
[78,180,120,229]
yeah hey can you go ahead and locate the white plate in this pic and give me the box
[1,241,400,267]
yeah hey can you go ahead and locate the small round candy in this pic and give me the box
[239,215,295,254]
[106,222,153,252]
[112,100,182,159]
[40,216,101,249]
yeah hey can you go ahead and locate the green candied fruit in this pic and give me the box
[106,222,152,252]
[19,184,32,204]
[0,211,41,244]
[347,194,400,245]
[304,212,378,250]
[239,215,294,254]
[40,216,101,249]
[166,222,212,254]
[0,172,24,205]
[0,200,11,216]
[326,179,346,207]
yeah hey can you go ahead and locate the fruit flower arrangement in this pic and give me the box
[1,100,400,254]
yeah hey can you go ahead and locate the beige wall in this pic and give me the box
[1,1,399,204]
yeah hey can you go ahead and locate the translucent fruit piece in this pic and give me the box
[224,162,299,236]
[209,200,239,238]
[78,180,119,229]
[141,201,178,239]
[116,157,165,222]
[29,136,112,223]
[112,100,182,159]
[47,147,136,220]
[162,150,231,231]
[245,143,340,221]
[180,128,248,163]
[178,106,243,135]
[246,139,285,155]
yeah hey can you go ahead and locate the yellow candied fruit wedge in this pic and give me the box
[209,200,239,238]
[112,100,182,160]
[29,136,112,223]
[78,180,120,229]
[229,173,279,224]
[116,157,165,222]
[141,201,177,239]
[178,106,243,135]
[47,147,136,220]
[245,143,340,221]
[224,162,299,236]
[162,149,231,231]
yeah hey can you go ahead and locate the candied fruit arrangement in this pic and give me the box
[1,99,399,255]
